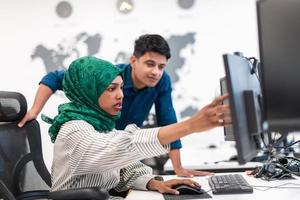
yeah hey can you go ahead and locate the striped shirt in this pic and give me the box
[51,120,170,199]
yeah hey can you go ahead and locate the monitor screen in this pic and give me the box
[223,53,263,165]
[257,0,300,132]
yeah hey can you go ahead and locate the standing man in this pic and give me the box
[18,34,212,177]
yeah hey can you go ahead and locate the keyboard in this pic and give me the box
[208,174,253,194]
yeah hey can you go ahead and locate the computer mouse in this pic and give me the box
[172,184,204,195]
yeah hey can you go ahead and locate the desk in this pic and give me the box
[125,173,300,200]
[164,141,262,173]
[164,161,263,173]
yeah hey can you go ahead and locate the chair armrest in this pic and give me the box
[49,187,109,200]
[0,179,15,200]
[16,190,49,200]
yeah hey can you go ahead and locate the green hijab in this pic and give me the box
[44,56,122,143]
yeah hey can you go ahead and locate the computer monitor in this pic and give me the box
[223,53,263,165]
[257,0,300,132]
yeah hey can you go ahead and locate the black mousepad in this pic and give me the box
[163,192,212,200]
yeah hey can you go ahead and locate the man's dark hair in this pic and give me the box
[133,34,171,60]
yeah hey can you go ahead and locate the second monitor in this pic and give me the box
[257,0,300,132]
[223,53,263,165]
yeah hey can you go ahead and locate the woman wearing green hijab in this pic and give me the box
[50,56,230,198]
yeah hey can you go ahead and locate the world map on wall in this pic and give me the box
[31,32,199,124]
[31,32,102,73]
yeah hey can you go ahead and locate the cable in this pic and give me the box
[246,57,262,85]
[251,155,300,180]
[252,182,300,191]
[275,140,300,149]
[203,189,212,193]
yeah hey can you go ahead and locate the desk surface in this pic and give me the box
[125,173,300,200]
[164,141,263,173]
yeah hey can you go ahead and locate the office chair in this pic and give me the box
[0,91,109,200]
[142,113,169,175]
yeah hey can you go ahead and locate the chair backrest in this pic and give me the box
[142,113,169,175]
[0,91,51,199]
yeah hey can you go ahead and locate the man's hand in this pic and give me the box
[18,84,54,128]
[174,167,214,177]
[18,109,38,127]
[147,179,201,195]
[169,149,214,177]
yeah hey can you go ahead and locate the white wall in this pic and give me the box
[0,0,259,169]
